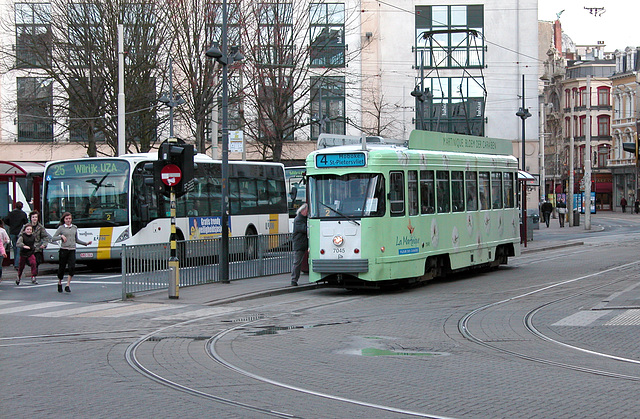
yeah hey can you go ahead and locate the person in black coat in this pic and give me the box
[290,203,308,286]
[4,201,28,270]
[540,200,553,228]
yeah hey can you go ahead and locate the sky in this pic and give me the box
[538,1,640,51]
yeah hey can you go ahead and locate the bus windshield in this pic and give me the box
[308,173,385,219]
[43,160,130,228]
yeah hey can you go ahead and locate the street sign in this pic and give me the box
[160,163,182,186]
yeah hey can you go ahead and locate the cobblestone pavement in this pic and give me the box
[3,211,640,417]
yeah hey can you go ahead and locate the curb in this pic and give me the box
[202,282,323,306]
[521,240,584,254]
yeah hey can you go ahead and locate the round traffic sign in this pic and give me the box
[160,164,182,186]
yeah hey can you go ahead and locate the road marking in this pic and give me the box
[100,303,177,318]
[606,309,640,326]
[152,306,239,321]
[33,303,117,317]
[0,301,74,315]
[552,310,611,326]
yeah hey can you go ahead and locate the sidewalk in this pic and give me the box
[134,211,623,306]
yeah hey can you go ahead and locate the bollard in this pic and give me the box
[168,259,179,299]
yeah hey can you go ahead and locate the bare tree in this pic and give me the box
[237,0,362,161]
[354,84,404,138]
[0,0,166,156]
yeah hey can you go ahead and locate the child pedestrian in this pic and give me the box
[16,224,39,285]
[50,212,92,293]
[19,210,51,270]
[0,220,10,282]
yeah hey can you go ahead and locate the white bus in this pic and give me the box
[42,153,289,265]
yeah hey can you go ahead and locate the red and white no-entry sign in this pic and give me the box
[160,164,182,186]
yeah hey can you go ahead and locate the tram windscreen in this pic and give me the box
[43,160,130,228]
[308,173,385,218]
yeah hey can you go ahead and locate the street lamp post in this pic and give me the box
[516,74,532,246]
[206,0,243,284]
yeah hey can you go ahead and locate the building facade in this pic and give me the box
[0,0,538,182]
[610,47,640,210]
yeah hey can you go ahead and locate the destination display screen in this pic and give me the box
[316,153,366,168]
[46,160,129,178]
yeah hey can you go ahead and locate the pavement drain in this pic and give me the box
[247,321,351,336]
[360,348,442,357]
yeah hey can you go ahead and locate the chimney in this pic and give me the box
[553,20,562,52]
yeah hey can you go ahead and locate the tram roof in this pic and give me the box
[0,161,45,176]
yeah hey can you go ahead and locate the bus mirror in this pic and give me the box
[144,177,155,186]
[140,204,150,223]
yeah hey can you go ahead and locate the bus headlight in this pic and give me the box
[333,235,344,246]
[115,228,130,243]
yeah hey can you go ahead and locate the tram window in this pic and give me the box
[504,172,515,208]
[420,170,435,214]
[451,171,464,212]
[389,171,405,216]
[491,172,503,209]
[478,172,490,210]
[408,171,419,216]
[436,171,450,213]
[465,172,478,211]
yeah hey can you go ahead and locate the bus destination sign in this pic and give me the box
[47,160,128,178]
[316,153,366,168]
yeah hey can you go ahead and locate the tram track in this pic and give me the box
[0,328,146,347]
[458,259,640,381]
[124,295,456,419]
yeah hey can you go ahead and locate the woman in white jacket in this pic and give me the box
[50,212,92,293]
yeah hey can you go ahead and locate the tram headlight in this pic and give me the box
[332,235,344,246]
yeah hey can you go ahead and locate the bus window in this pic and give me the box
[465,172,478,211]
[420,170,435,214]
[389,171,405,216]
[491,172,503,209]
[451,171,464,212]
[436,171,450,213]
[479,172,490,210]
[408,170,418,216]
[504,172,515,208]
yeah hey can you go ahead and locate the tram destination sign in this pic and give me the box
[316,152,366,168]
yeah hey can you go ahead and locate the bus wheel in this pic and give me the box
[244,228,259,260]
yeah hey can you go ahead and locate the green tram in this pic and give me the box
[306,130,521,288]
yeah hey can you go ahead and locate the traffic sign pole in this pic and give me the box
[168,187,179,299]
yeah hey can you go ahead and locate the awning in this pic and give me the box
[518,170,536,182]
[595,182,612,193]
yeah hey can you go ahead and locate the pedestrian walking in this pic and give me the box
[556,199,567,228]
[290,203,308,286]
[635,199,640,214]
[3,201,28,270]
[0,220,10,282]
[541,200,553,228]
[50,212,92,293]
[19,210,51,270]
[621,197,628,213]
[16,224,38,285]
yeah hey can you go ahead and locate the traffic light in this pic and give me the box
[623,142,638,158]
[155,139,195,197]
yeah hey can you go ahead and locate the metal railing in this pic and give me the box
[121,233,293,300]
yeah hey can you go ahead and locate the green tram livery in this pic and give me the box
[306,130,521,288]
